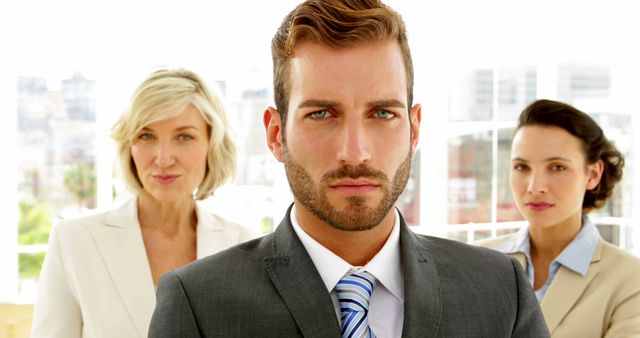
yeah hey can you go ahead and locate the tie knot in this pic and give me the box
[336,271,378,338]
[335,271,377,313]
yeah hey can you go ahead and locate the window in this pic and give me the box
[15,73,97,300]
[2,0,639,305]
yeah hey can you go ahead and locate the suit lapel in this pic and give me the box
[87,198,155,338]
[540,239,603,334]
[194,201,240,259]
[264,205,342,337]
[399,219,442,337]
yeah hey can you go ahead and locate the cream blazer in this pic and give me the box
[480,234,640,337]
[31,198,259,338]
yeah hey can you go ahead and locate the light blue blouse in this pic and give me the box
[494,216,599,301]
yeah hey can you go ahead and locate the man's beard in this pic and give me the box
[283,148,412,231]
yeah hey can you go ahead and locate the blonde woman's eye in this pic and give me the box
[178,134,194,141]
[138,133,154,140]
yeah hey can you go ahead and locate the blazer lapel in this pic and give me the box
[87,198,155,338]
[399,218,442,337]
[511,252,527,269]
[194,201,240,259]
[264,205,342,337]
[540,239,603,334]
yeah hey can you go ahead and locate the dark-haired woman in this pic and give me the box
[481,99,640,337]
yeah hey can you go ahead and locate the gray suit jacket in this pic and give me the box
[149,206,549,337]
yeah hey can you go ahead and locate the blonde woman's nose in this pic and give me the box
[154,143,176,168]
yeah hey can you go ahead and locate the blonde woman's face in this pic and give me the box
[131,104,209,203]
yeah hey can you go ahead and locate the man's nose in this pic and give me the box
[336,116,372,166]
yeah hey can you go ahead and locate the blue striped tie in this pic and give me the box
[335,271,378,338]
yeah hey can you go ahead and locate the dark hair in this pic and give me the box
[516,99,624,212]
[271,0,412,136]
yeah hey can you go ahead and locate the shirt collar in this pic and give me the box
[496,216,600,276]
[555,216,600,276]
[290,204,404,301]
[495,224,531,255]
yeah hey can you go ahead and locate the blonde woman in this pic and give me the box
[31,69,257,338]
[481,99,640,337]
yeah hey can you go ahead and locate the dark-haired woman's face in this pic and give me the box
[510,125,603,230]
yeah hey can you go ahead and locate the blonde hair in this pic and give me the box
[111,68,235,200]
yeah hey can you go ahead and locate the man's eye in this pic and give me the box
[309,110,330,120]
[374,110,395,120]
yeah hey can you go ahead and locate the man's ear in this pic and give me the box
[409,103,422,156]
[264,106,284,162]
[586,159,604,190]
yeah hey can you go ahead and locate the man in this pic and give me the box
[149,0,550,337]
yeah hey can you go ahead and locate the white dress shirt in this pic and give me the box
[291,205,404,338]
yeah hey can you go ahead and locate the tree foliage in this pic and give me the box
[18,198,52,245]
[18,198,52,279]
[63,162,96,206]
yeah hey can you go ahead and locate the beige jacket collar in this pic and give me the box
[511,240,604,334]
[87,197,239,338]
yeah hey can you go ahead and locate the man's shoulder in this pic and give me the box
[174,232,275,280]
[412,233,516,269]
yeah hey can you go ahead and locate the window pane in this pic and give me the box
[448,131,492,224]
[398,150,420,226]
[448,69,493,122]
[17,72,97,295]
[557,63,611,101]
[496,127,523,222]
[18,252,45,296]
[474,230,491,241]
[496,66,536,121]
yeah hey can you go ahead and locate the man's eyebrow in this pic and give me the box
[297,99,406,110]
[297,99,341,109]
[367,99,406,109]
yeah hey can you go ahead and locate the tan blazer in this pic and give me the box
[480,234,640,338]
[31,198,259,338]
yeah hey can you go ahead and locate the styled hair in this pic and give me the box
[516,99,624,212]
[271,0,413,135]
[111,68,235,200]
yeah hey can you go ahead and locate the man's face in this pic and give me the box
[266,39,421,231]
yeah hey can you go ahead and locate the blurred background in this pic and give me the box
[1,0,638,336]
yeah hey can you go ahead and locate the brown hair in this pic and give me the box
[516,99,625,212]
[271,0,413,134]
